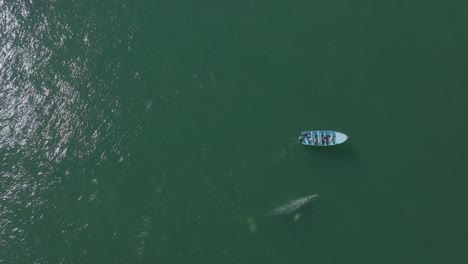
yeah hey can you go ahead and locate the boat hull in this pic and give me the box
[298,130,348,146]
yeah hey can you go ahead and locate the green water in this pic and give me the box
[1,0,468,263]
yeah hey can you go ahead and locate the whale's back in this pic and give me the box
[270,194,319,216]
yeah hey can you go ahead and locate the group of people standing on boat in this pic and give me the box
[301,132,335,145]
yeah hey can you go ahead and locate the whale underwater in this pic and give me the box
[247,194,319,233]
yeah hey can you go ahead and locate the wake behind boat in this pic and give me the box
[298,130,348,146]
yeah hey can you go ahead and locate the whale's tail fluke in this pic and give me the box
[246,216,257,233]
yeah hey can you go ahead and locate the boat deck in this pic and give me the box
[299,130,347,146]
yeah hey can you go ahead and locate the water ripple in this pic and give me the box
[1,1,140,262]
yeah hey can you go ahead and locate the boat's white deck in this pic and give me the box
[300,131,348,146]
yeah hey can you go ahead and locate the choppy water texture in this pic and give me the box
[1,0,468,263]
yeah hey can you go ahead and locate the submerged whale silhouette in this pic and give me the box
[246,194,319,232]
[269,194,319,220]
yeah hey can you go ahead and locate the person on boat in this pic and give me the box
[329,135,334,144]
[321,135,326,145]
[314,136,318,145]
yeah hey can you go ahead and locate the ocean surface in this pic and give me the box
[1,0,468,263]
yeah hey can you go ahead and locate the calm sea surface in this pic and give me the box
[1,0,468,263]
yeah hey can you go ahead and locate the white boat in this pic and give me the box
[298,130,348,146]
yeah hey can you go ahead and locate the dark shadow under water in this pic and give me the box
[304,143,358,162]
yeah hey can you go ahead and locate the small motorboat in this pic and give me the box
[298,130,348,146]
